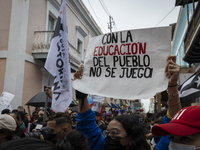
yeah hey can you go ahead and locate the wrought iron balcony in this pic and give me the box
[184,3,200,63]
[32,31,82,68]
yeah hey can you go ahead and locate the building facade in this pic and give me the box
[0,0,102,110]
[172,1,200,106]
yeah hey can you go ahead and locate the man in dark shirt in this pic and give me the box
[95,111,107,133]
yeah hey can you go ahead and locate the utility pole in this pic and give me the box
[108,15,115,33]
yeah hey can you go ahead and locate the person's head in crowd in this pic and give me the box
[149,114,156,126]
[16,111,26,130]
[95,111,101,125]
[130,113,151,136]
[16,111,24,122]
[71,110,77,118]
[17,106,25,112]
[47,116,72,141]
[155,109,167,119]
[139,112,150,128]
[71,110,77,120]
[71,110,77,130]
[152,106,200,149]
[12,109,18,115]
[25,112,28,117]
[151,117,164,144]
[0,138,59,150]
[105,114,151,150]
[66,108,72,116]
[9,113,21,135]
[104,113,112,123]
[114,110,119,117]
[1,109,11,115]
[136,109,143,114]
[112,110,115,114]
[124,111,128,115]
[35,107,39,111]
[49,112,69,120]
[103,110,106,116]
[153,117,164,126]
[37,109,49,122]
[0,114,17,144]
[146,112,153,119]
[57,130,90,150]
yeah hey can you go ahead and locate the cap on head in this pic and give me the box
[152,106,200,137]
[0,114,17,131]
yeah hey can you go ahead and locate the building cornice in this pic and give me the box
[48,0,60,11]
[76,26,87,37]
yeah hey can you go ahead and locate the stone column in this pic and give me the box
[3,0,30,109]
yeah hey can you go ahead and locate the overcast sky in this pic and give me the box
[82,0,180,34]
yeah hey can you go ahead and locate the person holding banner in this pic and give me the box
[73,55,181,150]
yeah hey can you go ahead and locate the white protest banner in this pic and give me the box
[73,27,171,99]
[0,92,15,113]
[44,0,72,112]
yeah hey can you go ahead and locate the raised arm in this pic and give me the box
[165,55,182,118]
[73,64,106,150]
[74,64,90,113]
[152,56,182,150]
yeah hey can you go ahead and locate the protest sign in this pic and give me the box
[73,27,171,99]
[0,92,15,113]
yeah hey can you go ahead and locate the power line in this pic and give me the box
[99,0,118,32]
[88,0,108,33]
[99,0,110,16]
[155,7,175,27]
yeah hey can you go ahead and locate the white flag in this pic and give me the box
[44,0,72,112]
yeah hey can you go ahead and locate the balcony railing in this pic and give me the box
[32,31,81,65]
[33,31,53,52]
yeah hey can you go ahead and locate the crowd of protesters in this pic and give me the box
[0,55,200,150]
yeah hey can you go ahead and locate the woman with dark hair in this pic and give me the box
[17,111,26,130]
[105,114,151,150]
[57,130,90,150]
[0,138,59,150]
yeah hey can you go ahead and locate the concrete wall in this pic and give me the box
[0,0,12,51]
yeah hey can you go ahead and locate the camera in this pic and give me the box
[21,127,53,142]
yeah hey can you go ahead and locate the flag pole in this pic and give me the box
[43,73,51,123]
